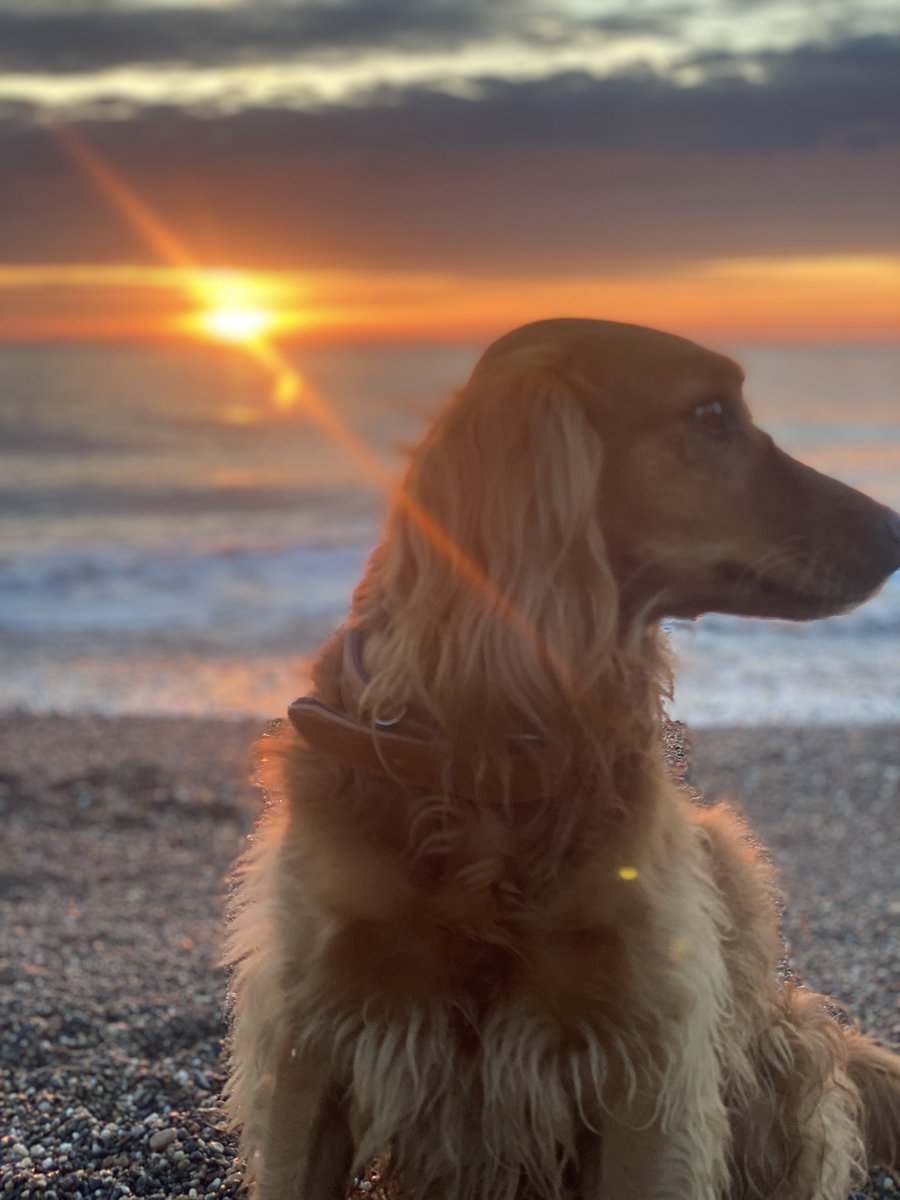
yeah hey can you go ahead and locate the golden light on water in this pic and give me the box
[273,372,303,410]
[221,404,260,426]
[184,274,307,416]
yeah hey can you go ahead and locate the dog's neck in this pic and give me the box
[307,620,673,812]
[358,607,666,725]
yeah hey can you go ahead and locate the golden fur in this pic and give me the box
[225,319,900,1199]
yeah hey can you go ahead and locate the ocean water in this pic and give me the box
[1,340,899,725]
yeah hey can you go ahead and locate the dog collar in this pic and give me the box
[287,629,690,800]
[287,628,549,802]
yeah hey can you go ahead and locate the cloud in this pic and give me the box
[4,30,899,151]
[1,33,898,273]
[0,0,896,86]
[380,39,900,155]
[0,0,570,73]
[1,0,894,81]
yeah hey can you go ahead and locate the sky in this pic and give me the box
[1,0,899,343]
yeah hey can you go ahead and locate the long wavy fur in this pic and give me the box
[224,337,900,1199]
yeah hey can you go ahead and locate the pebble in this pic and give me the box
[0,716,897,1200]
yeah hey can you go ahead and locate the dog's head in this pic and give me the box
[360,319,900,737]
[474,318,900,624]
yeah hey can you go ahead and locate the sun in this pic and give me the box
[200,304,275,344]
[188,270,286,345]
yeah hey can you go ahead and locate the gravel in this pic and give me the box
[0,712,897,1199]
[689,723,900,1048]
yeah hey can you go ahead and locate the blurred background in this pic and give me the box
[1,0,898,724]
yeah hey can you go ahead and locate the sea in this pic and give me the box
[2,340,899,726]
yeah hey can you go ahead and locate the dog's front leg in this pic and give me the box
[597,1119,677,1200]
[570,1127,603,1199]
[598,1112,728,1200]
[253,1037,352,1200]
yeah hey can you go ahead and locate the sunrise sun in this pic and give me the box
[200,304,275,344]
[186,269,290,345]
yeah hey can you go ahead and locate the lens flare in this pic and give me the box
[47,119,570,690]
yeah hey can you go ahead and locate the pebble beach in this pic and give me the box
[1,712,898,1199]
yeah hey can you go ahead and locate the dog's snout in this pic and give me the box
[887,510,900,549]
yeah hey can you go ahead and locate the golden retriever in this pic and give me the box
[225,318,900,1199]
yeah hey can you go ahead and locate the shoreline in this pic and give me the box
[1,713,897,1197]
[5,702,900,731]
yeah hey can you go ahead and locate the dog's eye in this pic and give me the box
[693,399,727,434]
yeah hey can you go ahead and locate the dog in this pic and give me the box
[225,318,900,1199]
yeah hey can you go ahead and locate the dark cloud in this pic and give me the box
[0,0,895,83]
[5,32,899,150]
[687,31,900,82]
[351,38,900,155]
[0,0,686,74]
[3,25,898,151]
[0,0,509,72]
[1,34,898,271]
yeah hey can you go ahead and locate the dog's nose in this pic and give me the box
[887,511,900,569]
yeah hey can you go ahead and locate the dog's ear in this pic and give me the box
[359,346,625,740]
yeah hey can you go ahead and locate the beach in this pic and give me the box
[3,14,900,1192]
[1,712,897,1199]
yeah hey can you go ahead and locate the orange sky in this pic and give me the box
[2,4,899,347]
[2,126,897,346]
[2,256,899,346]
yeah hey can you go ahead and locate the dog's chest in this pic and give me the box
[322,994,612,1199]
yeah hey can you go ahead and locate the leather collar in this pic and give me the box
[287,628,548,802]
